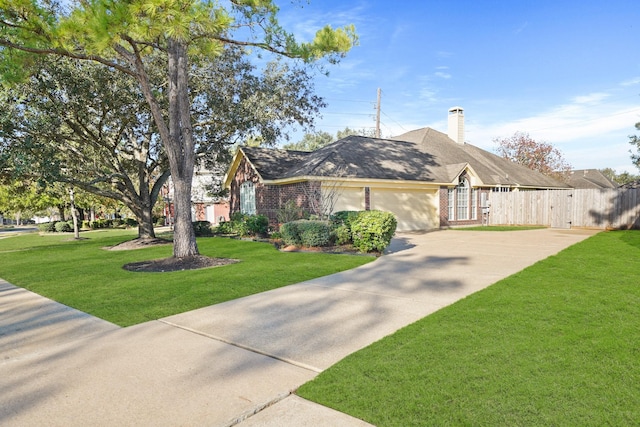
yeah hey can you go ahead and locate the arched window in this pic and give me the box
[447,176,479,222]
[456,178,469,220]
[240,182,256,215]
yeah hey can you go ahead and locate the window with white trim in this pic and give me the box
[240,181,256,215]
[456,179,469,220]
[448,188,455,219]
[448,178,479,221]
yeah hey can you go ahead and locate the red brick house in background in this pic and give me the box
[223,107,569,231]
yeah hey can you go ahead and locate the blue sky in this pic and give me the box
[276,0,640,173]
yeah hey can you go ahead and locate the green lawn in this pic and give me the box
[0,229,374,326]
[298,230,640,426]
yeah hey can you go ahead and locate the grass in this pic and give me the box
[297,230,640,426]
[453,225,547,231]
[0,229,374,326]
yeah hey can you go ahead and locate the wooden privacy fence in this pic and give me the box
[488,188,640,229]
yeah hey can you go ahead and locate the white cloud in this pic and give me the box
[434,71,451,79]
[621,77,640,87]
[461,86,640,171]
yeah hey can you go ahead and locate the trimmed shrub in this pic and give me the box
[246,214,269,237]
[90,219,109,229]
[269,231,283,240]
[350,210,397,253]
[155,216,166,227]
[38,221,57,232]
[124,218,138,227]
[281,220,331,247]
[330,210,360,244]
[215,221,234,235]
[300,221,331,247]
[193,221,213,237]
[214,213,267,237]
[81,220,91,230]
[280,221,302,246]
[55,221,72,233]
[333,223,352,245]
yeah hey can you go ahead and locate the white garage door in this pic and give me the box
[371,188,439,231]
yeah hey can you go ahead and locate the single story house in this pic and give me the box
[223,107,569,231]
[566,169,617,189]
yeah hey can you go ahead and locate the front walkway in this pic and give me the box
[0,228,598,426]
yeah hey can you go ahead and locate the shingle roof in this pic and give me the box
[240,128,568,188]
[566,169,617,189]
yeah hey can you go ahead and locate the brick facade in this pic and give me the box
[230,157,320,227]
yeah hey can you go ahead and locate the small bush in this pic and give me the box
[215,213,268,237]
[215,221,234,235]
[269,231,283,240]
[246,214,269,237]
[333,223,352,245]
[193,221,213,237]
[300,221,331,247]
[55,221,72,233]
[81,220,91,230]
[350,210,397,253]
[38,221,57,232]
[281,220,331,247]
[124,218,138,228]
[90,219,109,229]
[155,216,166,227]
[280,221,302,246]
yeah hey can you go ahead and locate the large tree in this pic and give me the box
[0,0,356,258]
[494,131,572,181]
[0,49,323,238]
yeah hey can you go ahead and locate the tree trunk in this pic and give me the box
[137,206,156,239]
[172,174,197,257]
[166,38,198,258]
[69,188,80,239]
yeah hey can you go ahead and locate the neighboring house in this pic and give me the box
[566,169,617,189]
[191,162,229,224]
[163,161,229,226]
[223,107,569,231]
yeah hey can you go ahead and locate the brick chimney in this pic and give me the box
[447,106,464,144]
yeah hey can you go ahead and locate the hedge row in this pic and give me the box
[279,210,397,253]
[38,218,139,232]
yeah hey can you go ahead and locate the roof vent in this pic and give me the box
[447,106,464,144]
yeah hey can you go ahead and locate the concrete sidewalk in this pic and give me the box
[0,228,598,426]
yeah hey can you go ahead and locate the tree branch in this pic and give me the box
[0,38,136,76]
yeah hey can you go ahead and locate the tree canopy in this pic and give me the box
[0,48,326,237]
[494,132,572,182]
[0,0,357,257]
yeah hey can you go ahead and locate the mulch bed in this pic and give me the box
[123,255,239,273]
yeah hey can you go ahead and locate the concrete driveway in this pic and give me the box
[0,228,598,426]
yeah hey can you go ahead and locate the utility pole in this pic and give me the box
[375,87,381,138]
